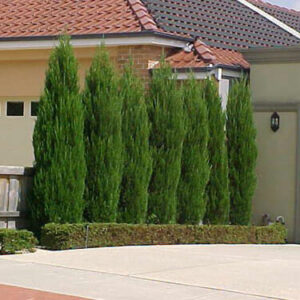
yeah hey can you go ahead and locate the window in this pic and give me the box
[30,101,39,117]
[6,101,24,116]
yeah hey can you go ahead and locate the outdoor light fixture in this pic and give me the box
[271,112,280,132]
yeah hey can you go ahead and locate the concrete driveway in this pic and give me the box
[0,244,299,300]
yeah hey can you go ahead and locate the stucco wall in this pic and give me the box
[253,112,296,241]
[0,45,166,167]
[251,63,300,103]
[249,59,300,242]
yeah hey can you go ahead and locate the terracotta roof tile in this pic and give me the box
[194,40,216,63]
[0,0,157,38]
[0,0,298,54]
[166,39,250,70]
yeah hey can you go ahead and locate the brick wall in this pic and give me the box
[108,45,172,83]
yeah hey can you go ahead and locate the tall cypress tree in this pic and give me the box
[148,60,185,224]
[177,76,210,224]
[204,78,230,224]
[31,36,86,228]
[83,46,122,222]
[118,62,152,224]
[227,78,257,225]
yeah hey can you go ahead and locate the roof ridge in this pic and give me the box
[127,0,158,31]
[193,39,216,63]
[237,0,300,39]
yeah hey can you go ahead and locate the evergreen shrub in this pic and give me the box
[177,77,210,224]
[147,60,185,224]
[0,229,37,254]
[31,36,86,228]
[41,223,287,250]
[204,79,230,224]
[83,46,123,222]
[119,62,152,223]
[227,78,257,225]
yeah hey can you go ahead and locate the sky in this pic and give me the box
[268,0,300,10]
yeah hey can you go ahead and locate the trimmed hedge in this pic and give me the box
[41,223,287,250]
[0,229,37,254]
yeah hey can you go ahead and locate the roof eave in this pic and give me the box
[0,30,192,50]
[150,64,248,80]
[171,64,249,73]
[242,45,300,63]
[0,30,191,42]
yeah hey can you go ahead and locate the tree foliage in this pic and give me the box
[227,78,257,225]
[147,60,185,224]
[31,36,86,229]
[204,78,230,224]
[177,76,210,224]
[119,62,152,223]
[83,46,123,222]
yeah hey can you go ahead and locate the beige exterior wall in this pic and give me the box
[0,45,166,167]
[245,48,300,242]
[251,63,300,103]
[0,98,36,166]
[253,112,297,241]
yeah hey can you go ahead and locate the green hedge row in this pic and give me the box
[41,223,287,250]
[0,229,37,254]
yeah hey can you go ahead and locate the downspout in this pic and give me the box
[215,68,230,110]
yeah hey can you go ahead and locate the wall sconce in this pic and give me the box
[271,112,280,132]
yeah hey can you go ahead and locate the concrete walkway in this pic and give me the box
[0,245,299,299]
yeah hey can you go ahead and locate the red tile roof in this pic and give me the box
[0,0,156,38]
[127,0,158,31]
[0,0,298,52]
[0,0,296,73]
[166,39,250,70]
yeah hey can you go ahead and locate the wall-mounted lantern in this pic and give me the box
[271,112,280,132]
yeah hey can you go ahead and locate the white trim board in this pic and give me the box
[176,68,242,80]
[0,35,187,51]
[237,0,300,40]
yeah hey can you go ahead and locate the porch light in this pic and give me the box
[271,112,280,132]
